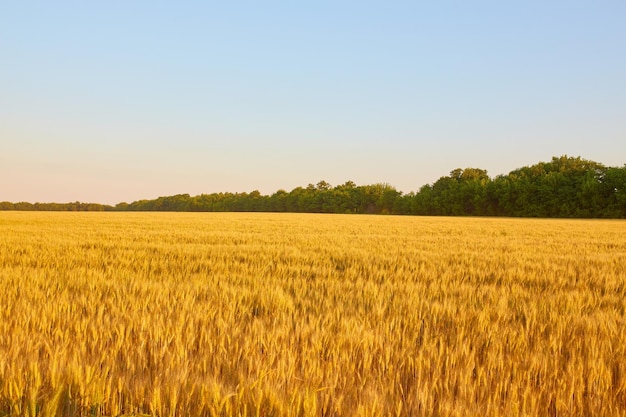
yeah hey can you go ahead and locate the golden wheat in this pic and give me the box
[0,212,625,416]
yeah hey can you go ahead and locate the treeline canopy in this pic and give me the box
[3,156,626,218]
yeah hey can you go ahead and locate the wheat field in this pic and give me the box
[0,212,625,416]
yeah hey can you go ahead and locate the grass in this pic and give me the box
[0,212,625,416]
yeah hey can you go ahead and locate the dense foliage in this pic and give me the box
[3,156,626,217]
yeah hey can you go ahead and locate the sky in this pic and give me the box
[1,1,625,205]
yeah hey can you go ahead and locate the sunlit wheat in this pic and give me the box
[0,212,625,416]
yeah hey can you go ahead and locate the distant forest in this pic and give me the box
[3,156,626,218]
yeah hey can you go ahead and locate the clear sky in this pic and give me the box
[2,1,625,205]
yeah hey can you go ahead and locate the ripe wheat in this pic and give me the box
[0,212,625,416]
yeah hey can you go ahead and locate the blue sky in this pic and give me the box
[2,1,625,204]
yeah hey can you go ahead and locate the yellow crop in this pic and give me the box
[1,212,625,416]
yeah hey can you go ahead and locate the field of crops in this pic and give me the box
[1,212,625,416]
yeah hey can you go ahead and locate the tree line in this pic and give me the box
[3,156,626,218]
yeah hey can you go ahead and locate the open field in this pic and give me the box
[1,212,625,416]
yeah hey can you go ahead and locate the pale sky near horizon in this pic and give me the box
[2,1,625,205]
